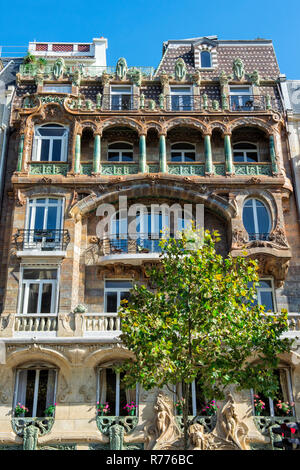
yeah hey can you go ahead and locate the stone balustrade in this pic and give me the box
[14,314,58,336]
[83,313,121,337]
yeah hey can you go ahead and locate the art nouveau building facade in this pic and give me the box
[0,35,299,450]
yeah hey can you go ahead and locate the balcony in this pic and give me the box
[83,313,121,337]
[13,314,57,337]
[14,229,70,257]
[98,234,162,262]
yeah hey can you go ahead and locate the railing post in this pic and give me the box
[93,132,102,174]
[224,133,234,175]
[139,133,147,173]
[74,133,81,174]
[159,133,167,173]
[16,134,24,172]
[204,133,213,174]
[269,134,278,174]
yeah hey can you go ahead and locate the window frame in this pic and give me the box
[169,86,193,111]
[18,266,60,315]
[251,368,295,418]
[32,124,69,162]
[170,142,196,162]
[200,50,212,69]
[104,279,132,313]
[232,142,260,163]
[96,367,139,417]
[110,85,133,111]
[243,198,271,240]
[107,141,134,162]
[255,277,277,313]
[13,366,58,418]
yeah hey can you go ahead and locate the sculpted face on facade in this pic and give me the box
[0,34,299,450]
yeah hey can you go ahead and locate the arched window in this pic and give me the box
[171,143,196,162]
[14,364,57,418]
[200,51,212,68]
[243,199,271,240]
[233,142,259,163]
[107,142,133,162]
[32,124,68,162]
[97,367,138,416]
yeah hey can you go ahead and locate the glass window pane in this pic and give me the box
[27,283,40,313]
[40,140,50,161]
[25,370,36,417]
[36,370,48,417]
[51,140,62,161]
[108,153,120,161]
[201,51,211,68]
[104,369,116,415]
[246,152,258,163]
[260,291,274,311]
[184,152,195,161]
[34,206,45,230]
[39,127,65,137]
[23,269,57,280]
[46,206,58,230]
[259,280,272,289]
[243,205,255,234]
[257,205,270,233]
[105,281,132,289]
[106,292,118,312]
[40,283,53,313]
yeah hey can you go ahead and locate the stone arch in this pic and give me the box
[229,117,274,136]
[6,345,71,377]
[146,121,164,135]
[164,117,208,135]
[210,121,229,135]
[101,117,145,135]
[83,345,134,368]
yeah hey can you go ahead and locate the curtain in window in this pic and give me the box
[46,370,56,408]
[16,370,28,406]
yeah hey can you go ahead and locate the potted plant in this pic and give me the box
[200,400,220,416]
[123,401,138,416]
[174,397,185,415]
[253,395,266,416]
[14,402,29,417]
[96,402,110,416]
[44,403,56,417]
[275,400,295,416]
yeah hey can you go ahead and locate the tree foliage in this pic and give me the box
[118,229,291,403]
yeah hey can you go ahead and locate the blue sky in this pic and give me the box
[1,0,299,78]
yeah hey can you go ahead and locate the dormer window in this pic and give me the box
[200,51,212,68]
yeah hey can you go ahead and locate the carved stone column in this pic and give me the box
[74,133,81,174]
[204,133,213,174]
[16,134,24,172]
[93,132,101,174]
[159,134,167,173]
[224,133,234,175]
[139,134,147,173]
[269,134,279,174]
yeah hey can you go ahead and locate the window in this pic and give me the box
[97,368,138,416]
[251,279,275,312]
[14,366,57,418]
[110,86,132,110]
[19,268,58,315]
[175,379,207,416]
[107,142,133,162]
[252,368,294,417]
[104,280,132,313]
[171,143,196,162]
[200,51,212,68]
[170,87,192,111]
[26,198,64,250]
[43,84,72,94]
[229,86,253,111]
[243,199,271,240]
[32,124,68,162]
[233,142,259,163]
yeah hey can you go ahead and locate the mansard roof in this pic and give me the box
[157,36,280,80]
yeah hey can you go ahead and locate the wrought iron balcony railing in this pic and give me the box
[229,95,282,112]
[165,95,201,111]
[14,229,70,251]
[248,232,270,241]
[101,94,139,111]
[100,233,163,256]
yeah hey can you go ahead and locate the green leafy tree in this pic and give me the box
[118,229,291,449]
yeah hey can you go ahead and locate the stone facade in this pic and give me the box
[0,35,300,450]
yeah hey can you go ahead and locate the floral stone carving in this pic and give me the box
[96,416,139,450]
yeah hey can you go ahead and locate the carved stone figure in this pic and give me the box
[232,58,245,81]
[220,393,249,450]
[72,69,81,87]
[116,58,128,80]
[189,423,213,450]
[109,423,125,450]
[53,58,65,79]
[174,58,187,81]
[152,392,182,450]
[249,70,260,86]
[23,425,39,450]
